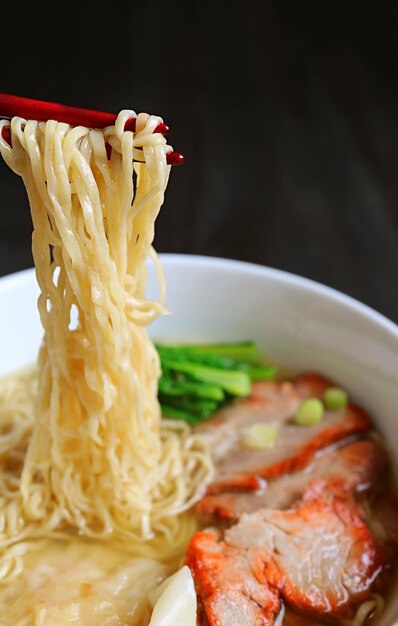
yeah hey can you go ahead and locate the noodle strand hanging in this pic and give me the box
[0,111,212,584]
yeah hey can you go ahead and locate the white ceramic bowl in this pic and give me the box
[1,254,398,623]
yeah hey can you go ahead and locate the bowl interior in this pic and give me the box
[1,254,397,623]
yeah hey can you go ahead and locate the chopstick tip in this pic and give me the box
[157,122,169,135]
[167,151,184,166]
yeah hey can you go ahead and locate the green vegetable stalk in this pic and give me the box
[156,341,276,425]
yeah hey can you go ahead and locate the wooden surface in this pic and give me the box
[1,1,398,321]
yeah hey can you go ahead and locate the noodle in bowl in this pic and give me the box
[1,254,398,624]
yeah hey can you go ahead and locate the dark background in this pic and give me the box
[1,1,398,321]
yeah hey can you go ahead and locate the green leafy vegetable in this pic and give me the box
[156,341,262,364]
[158,377,225,401]
[162,360,251,397]
[160,404,200,425]
[156,341,276,425]
[244,366,277,381]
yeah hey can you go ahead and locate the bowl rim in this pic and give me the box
[161,254,398,337]
[1,253,397,338]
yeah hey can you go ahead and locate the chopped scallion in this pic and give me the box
[293,398,324,426]
[241,423,278,450]
[323,387,348,411]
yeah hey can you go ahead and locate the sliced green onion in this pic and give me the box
[294,398,324,426]
[323,387,348,411]
[241,423,278,450]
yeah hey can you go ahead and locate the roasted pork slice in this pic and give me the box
[225,495,385,617]
[361,490,398,555]
[185,531,282,626]
[199,374,371,494]
[197,439,387,525]
[293,372,333,399]
[188,494,385,622]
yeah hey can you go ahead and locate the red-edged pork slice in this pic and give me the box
[225,495,385,617]
[185,531,282,626]
[293,372,333,399]
[199,374,370,494]
[197,439,387,526]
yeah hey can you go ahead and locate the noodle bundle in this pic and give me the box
[0,111,212,584]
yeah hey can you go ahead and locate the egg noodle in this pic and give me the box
[0,112,212,593]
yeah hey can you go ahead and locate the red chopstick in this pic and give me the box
[0,94,184,165]
[0,94,169,134]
